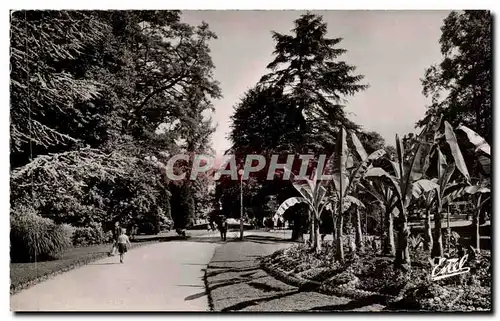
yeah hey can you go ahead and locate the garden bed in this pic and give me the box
[10,240,156,295]
[260,242,491,311]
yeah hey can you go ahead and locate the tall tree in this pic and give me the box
[419,10,492,143]
[259,12,367,154]
[10,11,220,233]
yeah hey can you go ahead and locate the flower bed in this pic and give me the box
[261,243,491,311]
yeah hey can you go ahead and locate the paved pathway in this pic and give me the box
[11,241,218,311]
[205,232,386,312]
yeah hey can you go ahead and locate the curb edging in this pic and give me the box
[261,260,396,305]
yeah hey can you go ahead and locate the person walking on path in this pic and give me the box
[117,228,132,263]
[218,216,228,241]
[108,222,121,256]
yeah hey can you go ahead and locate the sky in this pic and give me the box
[180,10,451,157]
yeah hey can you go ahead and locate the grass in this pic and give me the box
[10,239,156,294]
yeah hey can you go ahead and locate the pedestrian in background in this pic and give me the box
[108,221,121,256]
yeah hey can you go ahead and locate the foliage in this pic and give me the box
[10,207,70,263]
[71,222,110,246]
[170,182,195,229]
[420,10,492,143]
[10,11,108,156]
[259,12,367,153]
[10,10,220,236]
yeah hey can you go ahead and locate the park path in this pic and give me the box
[10,241,219,311]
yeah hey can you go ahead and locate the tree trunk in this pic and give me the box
[315,216,321,253]
[474,209,481,252]
[332,213,336,241]
[394,218,410,269]
[446,206,451,255]
[335,215,344,261]
[310,210,315,250]
[423,208,433,252]
[431,211,443,258]
[291,211,304,242]
[348,208,355,253]
[355,206,363,252]
[383,210,395,256]
[379,207,384,251]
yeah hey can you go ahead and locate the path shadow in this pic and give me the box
[207,273,267,293]
[88,262,120,265]
[221,290,300,311]
[184,291,208,301]
[307,294,386,311]
[206,266,260,277]
[211,260,255,263]
[244,235,296,244]
[132,235,190,243]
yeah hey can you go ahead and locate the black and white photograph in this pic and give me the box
[8,7,492,312]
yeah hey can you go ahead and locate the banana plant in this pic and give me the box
[364,131,439,269]
[360,180,398,256]
[426,146,465,257]
[349,131,386,253]
[467,185,490,251]
[274,127,384,257]
[273,159,331,253]
[442,122,491,252]
[328,128,385,260]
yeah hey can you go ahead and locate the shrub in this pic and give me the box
[61,223,76,240]
[71,221,106,246]
[10,211,70,263]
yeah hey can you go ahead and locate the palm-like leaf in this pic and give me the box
[351,131,368,161]
[457,124,490,155]
[275,197,307,217]
[347,148,385,195]
[444,121,471,184]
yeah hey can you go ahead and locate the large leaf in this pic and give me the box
[284,166,315,204]
[436,147,447,180]
[292,181,314,205]
[364,167,402,202]
[390,161,402,179]
[314,185,328,216]
[439,162,456,199]
[368,148,386,161]
[343,195,365,212]
[275,197,308,217]
[346,149,385,195]
[359,182,384,204]
[464,185,491,195]
[412,179,440,200]
[410,141,432,181]
[442,183,468,206]
[420,115,443,175]
[478,155,491,176]
[444,121,470,183]
[351,131,368,161]
[457,124,490,156]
